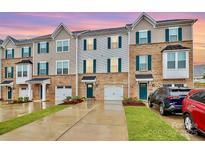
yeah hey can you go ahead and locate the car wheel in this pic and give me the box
[148,100,153,108]
[184,114,196,134]
[159,103,166,116]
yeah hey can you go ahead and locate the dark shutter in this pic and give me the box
[93,39,97,50]
[118,36,122,48]
[37,63,40,75]
[136,56,140,71]
[46,42,49,53]
[22,48,24,57]
[46,62,49,75]
[5,49,7,59]
[93,59,96,73]
[83,60,86,73]
[107,59,111,72]
[178,27,182,41]
[118,58,122,72]
[12,49,14,58]
[165,29,169,42]
[83,39,87,51]
[5,67,7,78]
[148,55,152,71]
[11,67,14,78]
[29,47,31,57]
[107,37,111,49]
[148,31,151,43]
[38,43,40,53]
[136,32,139,44]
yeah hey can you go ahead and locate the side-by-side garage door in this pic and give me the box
[55,86,72,102]
[104,85,123,101]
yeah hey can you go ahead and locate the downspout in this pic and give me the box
[75,36,78,96]
[128,30,131,97]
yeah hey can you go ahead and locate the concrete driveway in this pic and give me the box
[0,101,128,141]
[150,105,205,141]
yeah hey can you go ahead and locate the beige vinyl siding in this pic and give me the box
[33,29,76,75]
[130,19,193,44]
[78,33,128,74]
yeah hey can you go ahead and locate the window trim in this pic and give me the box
[6,66,13,78]
[138,30,148,44]
[110,57,119,73]
[56,39,70,53]
[22,46,30,58]
[111,35,119,49]
[85,59,94,74]
[39,42,47,54]
[168,27,179,42]
[86,38,95,51]
[39,61,47,75]
[55,60,70,75]
[6,48,13,59]
[167,52,176,70]
[17,64,28,78]
[139,55,148,71]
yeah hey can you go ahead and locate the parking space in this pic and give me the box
[150,105,205,141]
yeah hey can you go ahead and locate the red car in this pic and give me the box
[182,89,205,135]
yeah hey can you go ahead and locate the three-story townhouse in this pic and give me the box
[0,39,3,99]
[78,27,129,101]
[30,24,83,103]
[127,13,197,100]
[0,36,32,101]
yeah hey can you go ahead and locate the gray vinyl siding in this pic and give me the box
[78,33,128,74]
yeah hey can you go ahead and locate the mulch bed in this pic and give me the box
[60,99,84,105]
[123,100,146,106]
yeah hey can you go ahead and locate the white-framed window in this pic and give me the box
[56,60,69,75]
[178,52,186,69]
[169,27,178,42]
[56,39,69,52]
[167,52,176,69]
[167,51,187,69]
[17,65,28,77]
[87,38,94,51]
[6,67,13,78]
[6,48,13,59]
[86,59,93,73]
[40,42,47,53]
[139,31,148,44]
[22,47,30,57]
[39,62,47,75]
[139,55,148,71]
[111,58,118,72]
[111,36,118,49]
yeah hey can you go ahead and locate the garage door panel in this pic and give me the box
[55,86,72,102]
[104,85,123,101]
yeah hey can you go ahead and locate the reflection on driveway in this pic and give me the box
[0,101,54,122]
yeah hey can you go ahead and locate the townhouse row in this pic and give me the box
[0,13,197,103]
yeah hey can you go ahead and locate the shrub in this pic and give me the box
[122,97,145,106]
[24,97,29,103]
[63,96,84,105]
[17,97,24,103]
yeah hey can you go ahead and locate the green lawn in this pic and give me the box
[0,105,69,135]
[124,106,187,141]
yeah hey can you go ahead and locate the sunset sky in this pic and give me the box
[0,12,204,64]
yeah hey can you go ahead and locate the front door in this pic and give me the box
[139,83,147,100]
[7,87,12,100]
[87,83,93,98]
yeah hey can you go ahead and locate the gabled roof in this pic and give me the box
[161,44,190,52]
[16,59,33,65]
[51,23,72,39]
[1,36,32,48]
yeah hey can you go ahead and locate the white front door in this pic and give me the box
[104,85,123,101]
[55,86,72,103]
[19,87,29,98]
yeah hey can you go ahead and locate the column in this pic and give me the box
[42,83,46,102]
[28,83,33,100]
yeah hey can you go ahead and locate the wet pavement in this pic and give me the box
[150,104,205,141]
[0,101,128,141]
[0,101,54,122]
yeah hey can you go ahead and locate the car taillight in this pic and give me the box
[166,96,179,100]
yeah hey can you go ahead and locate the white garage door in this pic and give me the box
[55,86,72,102]
[104,85,123,101]
[19,87,29,97]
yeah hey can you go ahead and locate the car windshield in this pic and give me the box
[170,89,191,96]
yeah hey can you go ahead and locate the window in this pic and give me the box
[22,47,30,57]
[87,38,94,51]
[169,28,178,42]
[167,52,176,69]
[6,49,13,59]
[111,58,118,72]
[7,67,13,78]
[39,42,47,53]
[86,60,93,73]
[56,60,69,75]
[39,62,47,75]
[17,65,28,77]
[139,55,148,71]
[111,36,118,49]
[178,52,186,68]
[139,31,148,44]
[190,91,205,104]
[56,40,69,52]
